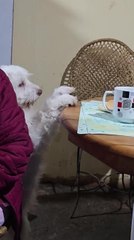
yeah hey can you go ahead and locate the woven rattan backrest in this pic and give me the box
[61,58,75,87]
[61,38,134,100]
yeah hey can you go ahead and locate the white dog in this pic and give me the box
[0,65,77,240]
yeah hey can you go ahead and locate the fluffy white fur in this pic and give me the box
[0,65,77,240]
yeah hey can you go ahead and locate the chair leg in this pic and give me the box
[130,203,134,240]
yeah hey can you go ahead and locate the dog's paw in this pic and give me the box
[43,86,77,114]
[52,86,75,97]
[54,94,77,109]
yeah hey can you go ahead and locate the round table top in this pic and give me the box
[60,102,134,175]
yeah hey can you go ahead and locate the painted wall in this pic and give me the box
[0,0,13,65]
[12,0,134,180]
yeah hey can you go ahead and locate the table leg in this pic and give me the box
[70,147,83,218]
[76,147,83,194]
[130,203,134,240]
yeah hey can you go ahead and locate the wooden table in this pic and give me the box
[60,102,134,175]
[60,101,134,240]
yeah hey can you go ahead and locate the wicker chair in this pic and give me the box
[61,38,134,100]
[61,38,134,220]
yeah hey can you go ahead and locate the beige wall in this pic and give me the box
[12,0,134,180]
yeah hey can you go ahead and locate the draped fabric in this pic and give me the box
[0,69,33,239]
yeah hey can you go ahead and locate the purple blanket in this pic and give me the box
[0,69,33,239]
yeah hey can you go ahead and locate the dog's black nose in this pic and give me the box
[37,89,42,96]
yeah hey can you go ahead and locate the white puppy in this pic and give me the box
[1,65,77,148]
[0,65,77,240]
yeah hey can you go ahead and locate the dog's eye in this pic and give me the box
[18,81,25,87]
